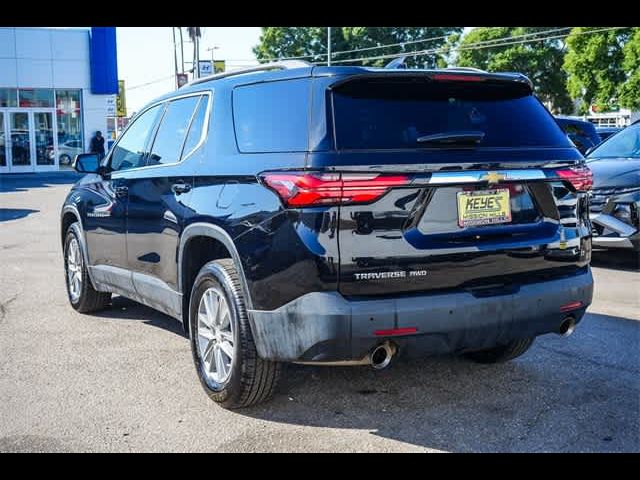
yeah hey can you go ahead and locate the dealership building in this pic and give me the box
[0,27,118,174]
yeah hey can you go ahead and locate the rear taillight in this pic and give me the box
[554,165,593,192]
[260,172,410,207]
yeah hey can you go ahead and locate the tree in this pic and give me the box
[253,27,463,68]
[619,28,640,110]
[564,27,633,113]
[456,27,573,113]
[185,27,202,77]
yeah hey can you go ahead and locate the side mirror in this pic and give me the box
[73,153,100,174]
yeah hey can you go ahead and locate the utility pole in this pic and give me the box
[195,34,200,78]
[327,27,332,66]
[179,28,185,75]
[172,27,179,89]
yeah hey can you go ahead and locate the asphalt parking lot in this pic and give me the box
[1,173,638,452]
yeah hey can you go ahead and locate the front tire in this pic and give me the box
[462,338,534,364]
[64,223,111,313]
[189,259,281,409]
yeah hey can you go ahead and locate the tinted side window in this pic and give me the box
[181,95,208,158]
[233,79,310,152]
[110,104,163,171]
[147,95,200,166]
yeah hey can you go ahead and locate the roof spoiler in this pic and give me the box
[328,70,533,91]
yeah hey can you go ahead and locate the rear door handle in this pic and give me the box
[172,181,192,195]
[115,186,128,198]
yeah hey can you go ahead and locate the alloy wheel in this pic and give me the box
[196,287,235,384]
[67,238,82,302]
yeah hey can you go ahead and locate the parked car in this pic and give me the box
[586,121,640,251]
[555,116,602,154]
[49,139,83,165]
[61,63,594,408]
[595,126,623,142]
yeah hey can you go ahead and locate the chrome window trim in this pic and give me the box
[181,94,212,162]
[109,90,212,178]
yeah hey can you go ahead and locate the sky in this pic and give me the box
[117,27,263,114]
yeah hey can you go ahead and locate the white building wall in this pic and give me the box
[0,27,111,165]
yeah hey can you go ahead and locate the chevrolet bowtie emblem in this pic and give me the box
[482,171,507,184]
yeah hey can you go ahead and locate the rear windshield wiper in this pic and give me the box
[416,130,485,145]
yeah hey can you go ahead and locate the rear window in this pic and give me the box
[233,79,310,153]
[332,78,571,150]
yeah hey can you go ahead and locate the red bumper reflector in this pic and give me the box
[560,301,583,312]
[374,327,418,337]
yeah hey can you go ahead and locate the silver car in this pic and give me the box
[587,121,640,251]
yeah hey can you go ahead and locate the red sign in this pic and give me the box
[177,73,188,88]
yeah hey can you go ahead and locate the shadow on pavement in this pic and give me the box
[235,312,639,452]
[92,296,186,338]
[76,293,639,452]
[591,250,640,272]
[0,208,39,222]
[0,173,82,193]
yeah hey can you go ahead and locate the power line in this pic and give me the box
[330,26,622,64]
[125,27,625,93]
[330,34,451,57]
[226,31,456,63]
[223,27,570,64]
[123,28,577,90]
[127,74,175,91]
[330,27,574,64]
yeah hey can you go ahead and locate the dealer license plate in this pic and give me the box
[457,188,512,228]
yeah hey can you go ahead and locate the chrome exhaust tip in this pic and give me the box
[558,316,577,337]
[370,342,396,370]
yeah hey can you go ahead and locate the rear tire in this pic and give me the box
[189,259,281,409]
[462,338,534,364]
[64,223,111,313]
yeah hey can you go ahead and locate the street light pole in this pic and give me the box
[327,27,332,66]
[207,46,220,64]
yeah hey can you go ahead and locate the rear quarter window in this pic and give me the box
[233,79,310,153]
[332,78,571,150]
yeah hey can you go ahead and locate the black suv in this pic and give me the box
[61,63,594,408]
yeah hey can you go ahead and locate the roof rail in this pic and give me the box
[184,60,313,88]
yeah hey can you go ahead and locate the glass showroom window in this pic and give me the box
[18,89,54,108]
[55,90,84,167]
[0,88,18,107]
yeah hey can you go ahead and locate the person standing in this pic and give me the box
[89,130,106,160]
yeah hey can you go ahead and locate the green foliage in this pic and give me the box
[564,27,633,113]
[253,26,640,115]
[619,28,640,110]
[456,27,573,113]
[253,27,463,68]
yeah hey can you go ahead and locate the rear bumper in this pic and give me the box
[248,268,594,362]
